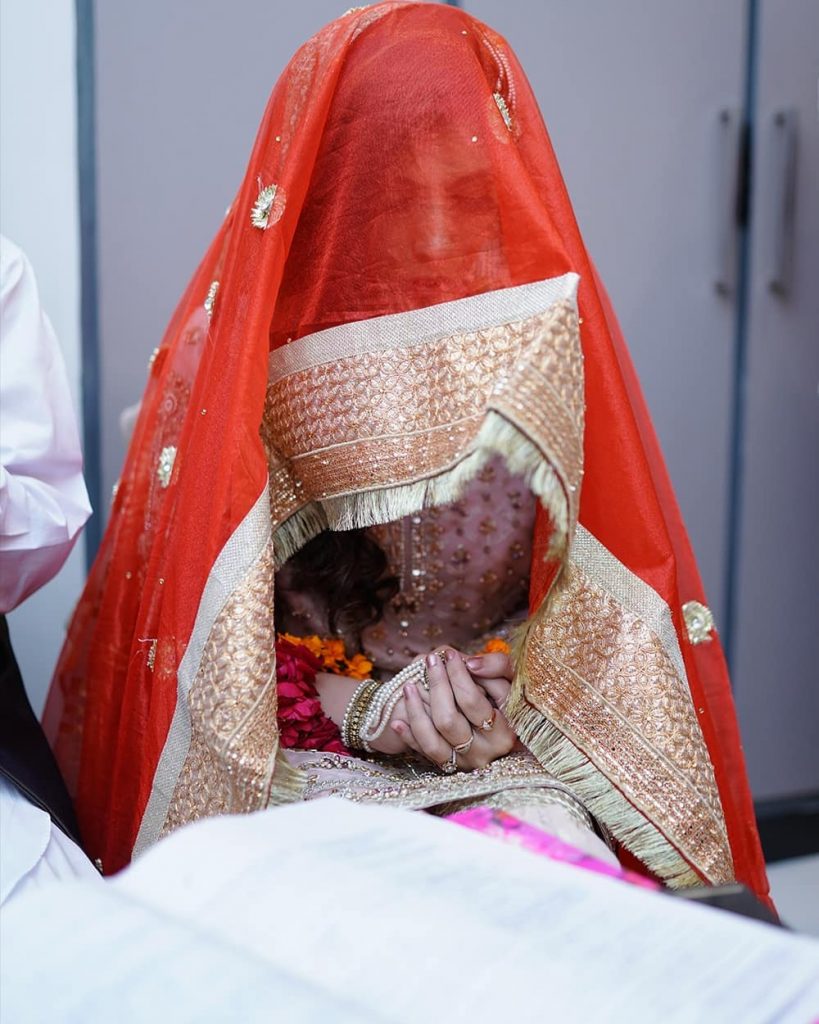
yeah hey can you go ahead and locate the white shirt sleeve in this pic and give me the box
[0,235,92,613]
[0,777,100,904]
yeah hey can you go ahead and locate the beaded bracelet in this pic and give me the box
[341,661,427,752]
[360,660,426,752]
[359,676,405,753]
[341,678,381,750]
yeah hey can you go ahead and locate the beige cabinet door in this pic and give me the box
[733,0,819,800]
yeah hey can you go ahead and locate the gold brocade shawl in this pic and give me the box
[133,276,734,889]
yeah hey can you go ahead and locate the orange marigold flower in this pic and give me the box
[279,632,324,658]
[345,653,374,680]
[277,633,373,679]
[321,638,347,667]
[482,637,510,655]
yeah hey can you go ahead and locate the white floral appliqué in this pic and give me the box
[251,183,280,230]
[493,92,513,131]
[682,601,715,645]
[157,445,177,489]
[204,280,220,321]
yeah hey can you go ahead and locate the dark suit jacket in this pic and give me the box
[0,614,82,846]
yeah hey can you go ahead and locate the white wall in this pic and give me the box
[0,0,85,714]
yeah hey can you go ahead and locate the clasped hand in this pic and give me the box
[373,648,517,771]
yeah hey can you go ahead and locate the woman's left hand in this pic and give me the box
[392,648,517,772]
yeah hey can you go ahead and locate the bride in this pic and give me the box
[44,0,770,907]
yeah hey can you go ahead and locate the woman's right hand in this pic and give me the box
[463,650,514,710]
[392,648,517,771]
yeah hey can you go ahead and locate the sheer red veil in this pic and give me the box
[44,1,769,906]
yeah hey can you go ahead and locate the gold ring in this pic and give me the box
[479,709,497,732]
[452,733,474,755]
[434,648,449,664]
[439,749,459,774]
[420,664,430,691]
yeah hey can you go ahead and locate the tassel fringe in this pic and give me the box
[507,672,702,888]
[272,411,570,565]
[265,747,308,806]
[507,582,704,888]
[272,503,329,568]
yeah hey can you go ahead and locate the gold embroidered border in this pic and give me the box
[261,298,584,559]
[291,415,485,497]
[512,559,734,886]
[267,274,579,382]
[159,537,303,839]
[293,750,575,811]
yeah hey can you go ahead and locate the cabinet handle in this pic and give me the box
[714,108,742,297]
[768,109,798,297]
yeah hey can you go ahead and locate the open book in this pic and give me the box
[2,798,818,1022]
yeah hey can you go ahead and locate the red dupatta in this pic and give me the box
[44,1,769,907]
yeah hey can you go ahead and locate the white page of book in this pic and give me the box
[1,880,380,1023]
[3,798,818,1023]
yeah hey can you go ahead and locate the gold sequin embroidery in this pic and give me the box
[251,182,284,230]
[683,601,715,645]
[156,446,177,489]
[204,280,220,321]
[262,300,583,533]
[521,560,734,884]
[493,91,513,131]
[296,750,572,812]
[161,538,286,837]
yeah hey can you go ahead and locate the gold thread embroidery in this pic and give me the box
[518,560,734,884]
[262,301,583,532]
[161,538,288,837]
[295,750,572,811]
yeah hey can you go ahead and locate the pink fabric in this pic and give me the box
[448,806,661,891]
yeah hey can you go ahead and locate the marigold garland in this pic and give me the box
[278,632,509,675]
[278,632,374,680]
[274,637,347,753]
[482,637,511,655]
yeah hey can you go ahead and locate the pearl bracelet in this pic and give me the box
[360,660,426,752]
[341,660,426,753]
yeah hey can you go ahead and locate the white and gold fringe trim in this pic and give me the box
[506,604,704,890]
[266,748,308,806]
[506,697,702,888]
[272,411,571,568]
[271,501,329,568]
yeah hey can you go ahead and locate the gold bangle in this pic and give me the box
[342,679,381,750]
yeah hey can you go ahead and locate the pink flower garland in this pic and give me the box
[275,638,348,754]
